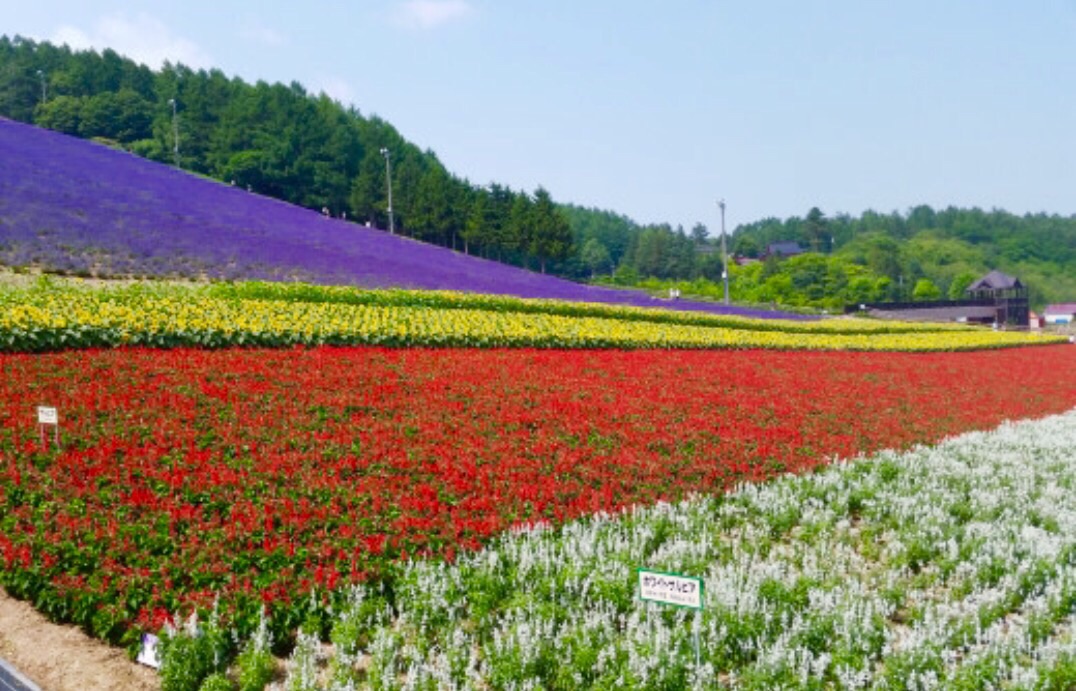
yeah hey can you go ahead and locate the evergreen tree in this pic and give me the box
[529,187,573,273]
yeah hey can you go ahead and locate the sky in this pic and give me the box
[4,1,1076,233]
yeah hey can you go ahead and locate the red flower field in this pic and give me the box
[2,345,1075,646]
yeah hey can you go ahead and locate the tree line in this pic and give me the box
[731,206,1076,307]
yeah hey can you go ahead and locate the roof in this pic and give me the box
[1044,303,1076,315]
[966,270,1022,292]
[766,241,804,256]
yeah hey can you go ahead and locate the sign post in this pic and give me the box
[37,406,59,450]
[638,568,705,668]
[137,633,161,668]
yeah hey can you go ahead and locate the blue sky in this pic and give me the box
[4,1,1075,233]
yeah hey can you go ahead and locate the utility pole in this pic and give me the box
[719,199,729,304]
[380,147,395,234]
[168,98,180,167]
[36,70,46,105]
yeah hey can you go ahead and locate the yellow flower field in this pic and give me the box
[0,283,1065,352]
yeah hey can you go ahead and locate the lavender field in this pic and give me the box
[0,119,802,319]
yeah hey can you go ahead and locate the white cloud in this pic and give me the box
[50,12,212,69]
[395,0,474,30]
[240,21,287,48]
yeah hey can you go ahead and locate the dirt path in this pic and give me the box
[0,588,158,691]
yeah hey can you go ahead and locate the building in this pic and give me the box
[964,270,1029,327]
[1044,303,1076,325]
[763,241,805,259]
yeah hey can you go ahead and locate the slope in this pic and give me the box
[0,119,794,319]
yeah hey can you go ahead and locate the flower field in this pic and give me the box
[1,277,1074,689]
[256,408,1076,689]
[2,343,1075,663]
[0,118,800,321]
[6,113,1076,690]
[0,280,1065,352]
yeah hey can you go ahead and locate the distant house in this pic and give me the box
[965,270,1023,297]
[964,270,1028,327]
[1029,311,1043,330]
[1044,303,1076,325]
[762,242,805,259]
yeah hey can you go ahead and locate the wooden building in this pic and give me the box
[964,270,1029,327]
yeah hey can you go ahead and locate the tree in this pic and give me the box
[78,89,153,141]
[528,187,572,273]
[509,193,533,256]
[34,95,82,134]
[912,278,942,301]
[349,152,388,227]
[462,191,491,255]
[580,238,612,277]
[690,223,709,244]
[948,271,978,300]
[633,227,672,278]
[410,166,454,245]
[732,234,761,258]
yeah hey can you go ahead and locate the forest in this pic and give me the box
[2,35,1074,308]
[728,207,1076,309]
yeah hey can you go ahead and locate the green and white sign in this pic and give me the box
[638,568,704,610]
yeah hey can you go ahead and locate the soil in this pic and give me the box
[0,587,158,691]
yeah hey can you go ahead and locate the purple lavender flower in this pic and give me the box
[0,119,810,320]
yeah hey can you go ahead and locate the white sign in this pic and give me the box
[137,633,161,668]
[37,406,58,425]
[638,568,704,610]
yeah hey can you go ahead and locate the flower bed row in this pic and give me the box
[226,407,1076,689]
[2,345,1075,656]
[203,281,967,335]
[0,283,1063,352]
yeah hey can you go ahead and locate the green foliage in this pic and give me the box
[198,674,236,691]
[948,271,978,300]
[726,254,888,310]
[158,610,232,691]
[735,206,1076,309]
[235,609,276,691]
[912,278,942,301]
[579,237,613,277]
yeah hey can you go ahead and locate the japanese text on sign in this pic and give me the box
[37,406,58,425]
[638,568,704,610]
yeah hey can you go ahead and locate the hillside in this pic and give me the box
[731,207,1076,309]
[0,118,800,319]
[5,37,1071,311]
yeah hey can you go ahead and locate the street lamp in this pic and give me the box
[35,70,46,105]
[379,147,395,234]
[718,199,729,305]
[167,98,180,167]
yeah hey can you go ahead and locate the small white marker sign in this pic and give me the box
[638,568,704,610]
[137,633,161,668]
[37,406,58,425]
